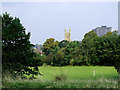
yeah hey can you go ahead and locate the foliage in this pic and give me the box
[52,41,81,66]
[43,52,54,65]
[61,41,81,66]
[2,13,41,78]
[90,32,120,72]
[42,38,59,56]
[80,30,98,65]
[58,40,69,48]
[34,53,44,66]
[70,55,83,66]
[53,48,66,66]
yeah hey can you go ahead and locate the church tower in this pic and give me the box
[65,28,71,42]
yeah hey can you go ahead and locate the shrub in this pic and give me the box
[55,73,67,81]
[42,63,48,67]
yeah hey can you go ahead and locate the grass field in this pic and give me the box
[3,66,118,88]
[38,66,118,81]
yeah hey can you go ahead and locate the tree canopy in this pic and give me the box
[42,38,59,56]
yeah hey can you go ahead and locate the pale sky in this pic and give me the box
[2,2,118,45]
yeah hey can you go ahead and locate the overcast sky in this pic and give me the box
[2,2,118,45]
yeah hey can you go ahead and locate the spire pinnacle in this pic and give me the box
[65,28,66,32]
[69,28,71,33]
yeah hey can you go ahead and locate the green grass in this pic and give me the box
[3,66,118,88]
[38,66,118,81]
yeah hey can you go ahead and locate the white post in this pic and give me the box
[93,70,95,77]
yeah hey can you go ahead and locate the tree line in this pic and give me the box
[41,30,120,73]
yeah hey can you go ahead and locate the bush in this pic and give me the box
[55,73,67,81]
[42,63,48,67]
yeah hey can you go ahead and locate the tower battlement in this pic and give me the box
[65,28,71,42]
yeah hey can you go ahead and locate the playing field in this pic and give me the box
[38,66,118,81]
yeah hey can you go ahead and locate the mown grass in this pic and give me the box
[38,66,118,81]
[2,66,118,88]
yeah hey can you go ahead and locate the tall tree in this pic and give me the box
[81,30,98,65]
[2,13,40,78]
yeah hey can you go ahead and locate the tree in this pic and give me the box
[2,13,40,78]
[58,40,69,48]
[43,52,54,65]
[53,48,66,66]
[91,31,120,72]
[42,38,59,56]
[60,41,81,66]
[81,30,98,65]
[114,35,120,73]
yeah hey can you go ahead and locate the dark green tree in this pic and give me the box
[43,52,54,65]
[42,38,59,56]
[81,30,98,65]
[58,40,69,48]
[2,13,41,78]
[115,35,120,82]
[62,41,81,66]
[91,31,120,72]
[53,48,66,66]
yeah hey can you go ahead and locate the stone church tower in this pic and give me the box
[65,28,71,42]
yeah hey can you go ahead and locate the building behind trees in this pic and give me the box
[93,26,112,36]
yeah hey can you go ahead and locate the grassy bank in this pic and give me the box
[3,78,118,88]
